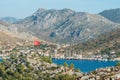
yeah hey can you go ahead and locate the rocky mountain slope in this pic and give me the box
[99,8,120,23]
[70,28,120,54]
[0,21,39,46]
[16,8,120,43]
[0,8,120,44]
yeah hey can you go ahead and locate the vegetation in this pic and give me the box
[69,63,74,69]
[115,62,120,66]
[41,56,52,63]
[0,52,79,80]
[66,29,120,57]
[54,74,76,80]
[75,68,80,72]
[64,62,68,67]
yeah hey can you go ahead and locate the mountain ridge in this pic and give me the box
[16,8,120,43]
[0,17,21,23]
[0,8,120,44]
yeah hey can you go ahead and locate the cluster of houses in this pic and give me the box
[0,42,120,80]
[0,42,118,62]
[77,66,120,80]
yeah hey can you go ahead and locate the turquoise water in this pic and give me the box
[52,59,117,73]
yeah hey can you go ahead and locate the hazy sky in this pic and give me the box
[0,0,120,18]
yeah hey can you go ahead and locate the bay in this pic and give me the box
[0,58,117,73]
[52,58,117,73]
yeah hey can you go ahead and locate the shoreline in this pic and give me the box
[52,58,119,62]
[114,57,120,61]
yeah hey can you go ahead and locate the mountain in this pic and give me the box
[71,28,120,53]
[0,21,39,46]
[16,8,120,43]
[99,8,120,23]
[0,17,20,23]
[0,31,24,46]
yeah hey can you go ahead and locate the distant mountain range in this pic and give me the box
[0,17,21,23]
[0,8,120,44]
[99,8,120,23]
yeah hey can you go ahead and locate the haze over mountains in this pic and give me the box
[0,8,120,44]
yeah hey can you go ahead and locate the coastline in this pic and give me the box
[52,58,117,73]
[52,57,118,62]
[114,57,120,61]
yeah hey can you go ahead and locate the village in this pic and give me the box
[0,41,120,80]
[0,40,119,62]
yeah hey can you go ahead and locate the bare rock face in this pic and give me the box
[16,8,120,43]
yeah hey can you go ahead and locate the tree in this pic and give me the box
[16,64,25,73]
[41,56,52,63]
[59,74,76,80]
[0,63,6,79]
[64,62,68,67]
[75,68,80,72]
[69,63,74,69]
[115,62,120,66]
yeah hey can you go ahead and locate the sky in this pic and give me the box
[0,0,120,18]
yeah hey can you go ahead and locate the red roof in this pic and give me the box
[34,40,40,46]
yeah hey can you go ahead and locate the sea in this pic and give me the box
[52,58,118,73]
[0,58,117,73]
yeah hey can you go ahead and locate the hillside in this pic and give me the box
[16,8,120,44]
[0,31,28,47]
[99,8,120,23]
[0,46,81,80]
[0,21,39,43]
[71,29,120,53]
